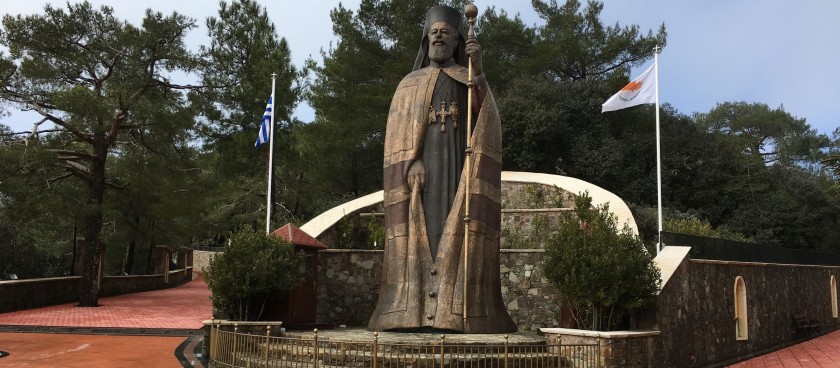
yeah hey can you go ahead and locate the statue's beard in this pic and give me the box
[428,43,454,64]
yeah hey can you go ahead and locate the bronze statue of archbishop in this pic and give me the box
[368,4,516,333]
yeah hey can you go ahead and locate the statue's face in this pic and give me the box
[427,21,458,63]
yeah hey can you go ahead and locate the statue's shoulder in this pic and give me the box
[447,64,469,75]
[441,65,469,85]
[393,68,435,93]
[399,68,432,83]
[398,65,469,87]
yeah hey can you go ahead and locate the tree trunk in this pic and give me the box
[145,239,154,274]
[78,140,108,307]
[257,295,269,321]
[123,240,135,275]
[123,217,140,275]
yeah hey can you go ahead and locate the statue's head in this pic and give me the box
[413,6,467,70]
[428,21,458,63]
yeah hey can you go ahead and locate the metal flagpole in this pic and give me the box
[266,73,277,235]
[463,2,478,331]
[654,46,663,253]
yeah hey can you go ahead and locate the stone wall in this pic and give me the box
[99,268,192,296]
[316,250,382,326]
[316,249,565,331]
[0,268,193,313]
[499,249,564,330]
[542,328,660,368]
[652,258,840,367]
[501,181,574,209]
[501,182,572,250]
[0,276,81,312]
[315,248,840,366]
[193,250,216,273]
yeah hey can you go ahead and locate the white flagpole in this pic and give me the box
[654,46,663,253]
[266,73,277,234]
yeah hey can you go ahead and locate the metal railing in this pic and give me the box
[661,231,840,266]
[209,323,601,367]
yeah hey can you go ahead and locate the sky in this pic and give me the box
[1,0,839,136]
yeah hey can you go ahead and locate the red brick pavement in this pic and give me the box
[0,332,186,368]
[0,273,211,367]
[0,272,211,329]
[729,329,840,367]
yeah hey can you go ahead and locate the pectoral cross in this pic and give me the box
[428,101,460,133]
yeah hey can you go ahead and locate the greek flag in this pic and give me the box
[254,96,273,148]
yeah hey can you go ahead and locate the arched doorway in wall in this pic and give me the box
[734,276,748,340]
[831,275,838,318]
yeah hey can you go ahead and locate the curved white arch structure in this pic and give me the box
[502,172,638,234]
[300,171,638,238]
[300,191,384,238]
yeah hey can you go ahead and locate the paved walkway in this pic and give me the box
[730,330,840,367]
[0,333,189,367]
[0,273,211,329]
[0,273,211,367]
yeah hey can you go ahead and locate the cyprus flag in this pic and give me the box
[601,63,656,112]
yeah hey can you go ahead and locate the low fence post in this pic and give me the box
[312,328,319,368]
[504,334,509,368]
[264,325,271,367]
[232,323,239,366]
[439,334,446,368]
[208,319,215,363]
[372,332,378,368]
[218,321,223,364]
[597,337,602,368]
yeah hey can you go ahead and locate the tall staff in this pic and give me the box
[462,1,478,330]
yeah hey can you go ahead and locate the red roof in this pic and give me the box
[270,223,327,250]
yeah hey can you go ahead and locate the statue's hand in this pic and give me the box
[407,161,426,192]
[465,38,483,76]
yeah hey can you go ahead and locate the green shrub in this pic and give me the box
[664,217,752,243]
[543,192,661,331]
[366,214,385,249]
[631,205,752,244]
[206,228,303,321]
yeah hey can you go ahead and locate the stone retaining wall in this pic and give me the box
[500,249,564,330]
[0,276,81,313]
[315,248,840,366]
[0,267,193,313]
[541,328,660,368]
[316,249,564,331]
[193,250,215,273]
[651,258,840,367]
[316,250,382,326]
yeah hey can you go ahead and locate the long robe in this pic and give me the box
[369,63,516,333]
[422,71,466,258]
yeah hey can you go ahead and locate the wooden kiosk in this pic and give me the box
[265,223,327,328]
